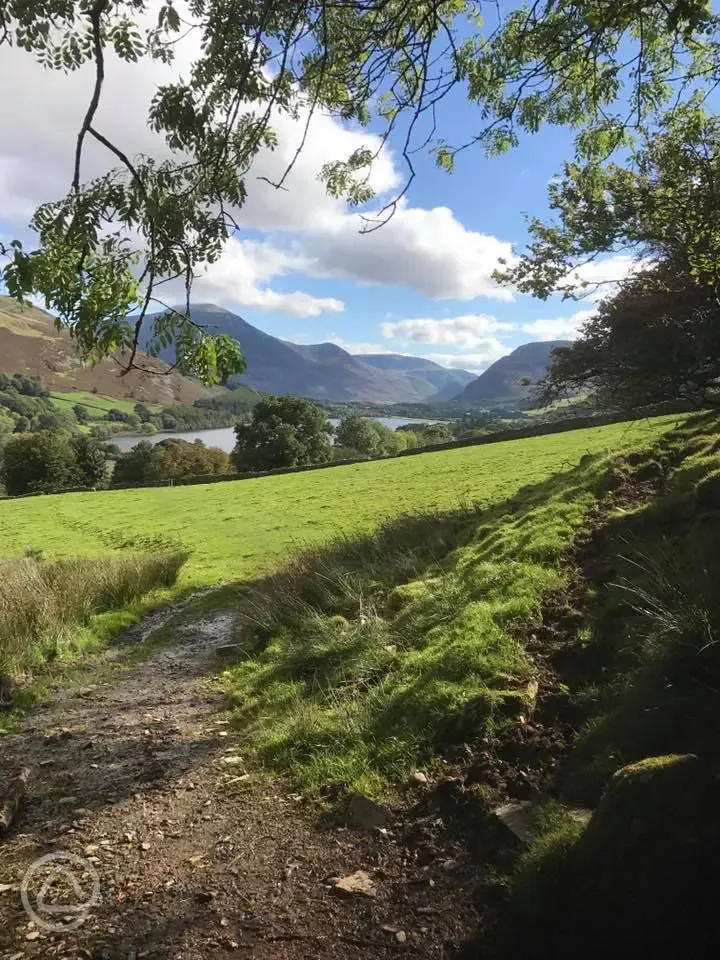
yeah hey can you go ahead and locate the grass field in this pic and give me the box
[0,415,684,589]
[48,391,163,419]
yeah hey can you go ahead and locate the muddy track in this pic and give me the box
[0,605,481,960]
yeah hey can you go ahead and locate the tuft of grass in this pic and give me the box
[0,551,188,685]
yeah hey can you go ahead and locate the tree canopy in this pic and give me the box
[506,105,720,409]
[2,1,719,383]
[232,395,333,471]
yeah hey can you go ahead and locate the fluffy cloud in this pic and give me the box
[521,309,596,341]
[325,336,389,354]
[566,255,642,300]
[303,206,515,301]
[187,238,344,317]
[380,314,512,347]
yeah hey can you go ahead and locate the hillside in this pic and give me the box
[458,339,571,406]
[143,303,473,403]
[0,296,202,406]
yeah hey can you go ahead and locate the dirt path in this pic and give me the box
[0,604,482,960]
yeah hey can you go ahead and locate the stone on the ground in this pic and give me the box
[492,801,537,844]
[347,793,388,830]
[333,870,376,898]
[502,754,720,960]
[215,643,242,659]
[0,767,29,836]
[410,771,428,785]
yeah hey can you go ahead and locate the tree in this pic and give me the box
[335,414,381,458]
[1,2,716,382]
[418,422,453,445]
[152,438,230,479]
[503,106,720,408]
[503,106,720,301]
[0,410,14,448]
[1,432,80,496]
[71,434,109,487]
[134,403,153,423]
[233,396,333,472]
[540,263,720,410]
[112,440,157,485]
[73,403,90,423]
[368,420,407,455]
[33,412,72,432]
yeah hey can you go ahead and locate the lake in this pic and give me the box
[112,417,439,453]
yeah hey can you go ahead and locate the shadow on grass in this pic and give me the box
[218,447,633,794]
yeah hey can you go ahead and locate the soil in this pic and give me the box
[0,608,484,960]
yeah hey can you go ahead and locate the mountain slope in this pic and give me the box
[359,354,475,401]
[144,304,473,403]
[458,340,571,406]
[0,297,202,405]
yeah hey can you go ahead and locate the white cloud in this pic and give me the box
[326,336,389,354]
[380,314,512,347]
[521,309,595,341]
[422,348,511,373]
[184,238,343,317]
[304,205,515,301]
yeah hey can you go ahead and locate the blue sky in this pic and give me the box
[0,14,636,375]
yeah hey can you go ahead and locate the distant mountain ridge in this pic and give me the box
[143,304,475,404]
[457,340,571,406]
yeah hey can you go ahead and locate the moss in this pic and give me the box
[499,754,720,960]
[386,578,434,611]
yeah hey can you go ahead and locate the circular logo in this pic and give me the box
[21,852,101,932]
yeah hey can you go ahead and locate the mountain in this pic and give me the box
[359,354,475,401]
[457,340,571,406]
[143,303,476,403]
[0,296,202,406]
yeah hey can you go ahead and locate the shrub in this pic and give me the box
[0,551,188,684]
[1,431,80,495]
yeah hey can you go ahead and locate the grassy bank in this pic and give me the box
[493,411,720,958]
[218,413,718,796]
[0,552,187,689]
[0,414,684,588]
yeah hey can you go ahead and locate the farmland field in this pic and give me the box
[0,415,683,587]
[48,390,163,419]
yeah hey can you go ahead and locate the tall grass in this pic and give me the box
[0,551,188,684]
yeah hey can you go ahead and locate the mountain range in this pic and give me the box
[144,304,476,403]
[2,297,569,408]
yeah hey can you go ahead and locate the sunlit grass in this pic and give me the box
[0,415,684,590]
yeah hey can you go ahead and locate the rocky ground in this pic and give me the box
[0,607,485,960]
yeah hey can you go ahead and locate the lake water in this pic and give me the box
[112,417,439,453]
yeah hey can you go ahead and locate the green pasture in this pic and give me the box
[0,415,683,588]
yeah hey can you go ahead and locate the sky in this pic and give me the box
[0,12,638,376]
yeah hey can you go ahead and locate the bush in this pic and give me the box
[1,431,80,495]
[0,551,188,684]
